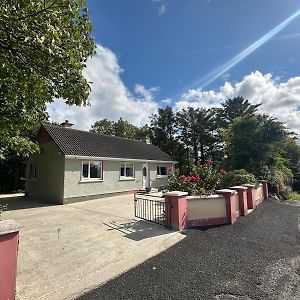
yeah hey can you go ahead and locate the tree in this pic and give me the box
[90,119,115,136]
[215,96,261,128]
[149,106,177,157]
[281,137,300,191]
[224,114,290,173]
[90,118,146,140]
[0,0,96,158]
[176,107,222,165]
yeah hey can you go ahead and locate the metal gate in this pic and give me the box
[134,193,171,228]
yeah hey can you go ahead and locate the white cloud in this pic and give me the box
[176,71,300,136]
[134,84,159,101]
[47,44,159,130]
[158,3,166,15]
[161,98,172,105]
[152,0,167,15]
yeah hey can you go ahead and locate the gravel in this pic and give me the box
[77,199,300,300]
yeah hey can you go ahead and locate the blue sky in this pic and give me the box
[88,0,300,99]
[48,0,300,136]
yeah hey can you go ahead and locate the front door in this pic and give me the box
[142,163,149,189]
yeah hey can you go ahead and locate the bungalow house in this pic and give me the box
[25,122,175,204]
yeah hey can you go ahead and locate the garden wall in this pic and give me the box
[165,181,268,231]
[182,181,268,229]
[0,219,20,299]
[187,195,228,227]
[254,184,264,206]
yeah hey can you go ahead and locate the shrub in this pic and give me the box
[219,169,256,188]
[288,191,300,201]
[292,171,300,192]
[0,204,7,219]
[167,160,226,195]
[260,166,292,200]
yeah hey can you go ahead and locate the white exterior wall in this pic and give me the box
[63,159,172,201]
[25,141,65,204]
[149,163,169,188]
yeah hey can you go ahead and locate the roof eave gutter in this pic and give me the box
[65,155,177,164]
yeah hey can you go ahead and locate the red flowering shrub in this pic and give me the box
[167,160,226,195]
[168,166,174,174]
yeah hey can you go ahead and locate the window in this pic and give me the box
[157,165,167,177]
[143,167,147,177]
[29,162,37,181]
[81,161,103,181]
[120,162,134,179]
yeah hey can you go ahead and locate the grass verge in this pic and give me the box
[288,191,300,201]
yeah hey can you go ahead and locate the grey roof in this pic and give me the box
[40,123,174,162]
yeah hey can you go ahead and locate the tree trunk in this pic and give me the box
[186,147,190,173]
[200,139,205,164]
[193,137,198,165]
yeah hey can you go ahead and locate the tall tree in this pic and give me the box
[176,107,221,165]
[90,119,116,136]
[215,96,261,128]
[224,114,289,173]
[0,0,95,158]
[149,106,177,157]
[90,118,146,140]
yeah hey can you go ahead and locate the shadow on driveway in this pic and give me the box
[103,219,171,241]
[0,195,56,211]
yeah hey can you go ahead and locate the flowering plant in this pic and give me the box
[167,160,226,195]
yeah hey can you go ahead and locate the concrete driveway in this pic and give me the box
[78,199,300,300]
[1,194,185,300]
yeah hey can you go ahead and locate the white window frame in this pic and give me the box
[157,164,168,178]
[81,161,103,182]
[120,162,135,180]
[29,162,37,181]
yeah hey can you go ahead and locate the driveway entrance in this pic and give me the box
[1,194,185,300]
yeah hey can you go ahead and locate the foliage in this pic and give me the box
[0,204,7,219]
[219,169,256,189]
[280,137,300,192]
[90,118,148,140]
[176,107,223,165]
[149,106,177,156]
[223,114,289,173]
[0,150,26,193]
[260,166,292,200]
[148,106,188,174]
[167,160,226,195]
[149,97,259,175]
[288,191,300,201]
[0,0,96,157]
[214,96,261,128]
[223,113,299,200]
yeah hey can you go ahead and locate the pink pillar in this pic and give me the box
[259,180,269,199]
[164,191,188,232]
[230,186,248,216]
[243,184,256,209]
[0,220,20,300]
[216,189,239,224]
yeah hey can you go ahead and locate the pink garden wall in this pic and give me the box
[165,181,268,231]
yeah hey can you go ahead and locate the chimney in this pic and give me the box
[60,120,74,128]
